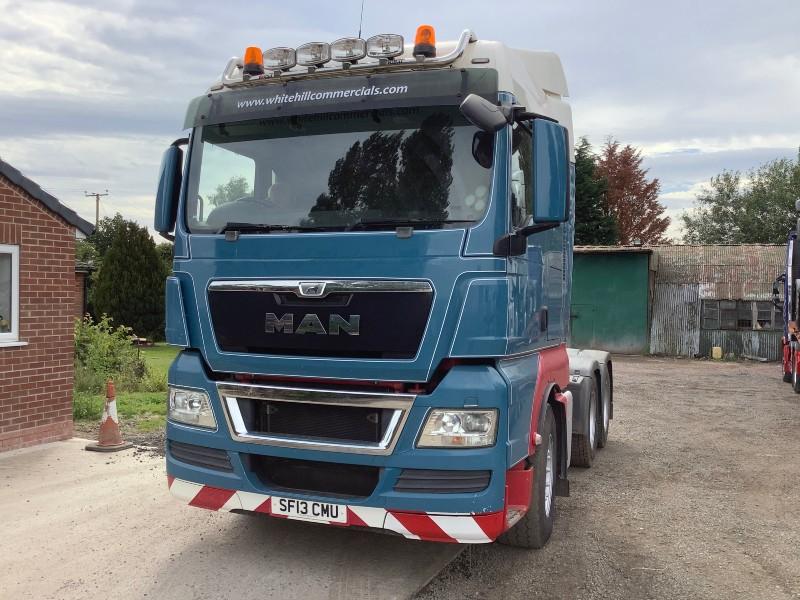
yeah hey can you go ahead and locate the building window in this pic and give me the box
[0,244,20,343]
[701,299,782,331]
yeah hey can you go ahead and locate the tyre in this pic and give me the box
[571,382,597,467]
[793,350,800,393]
[597,374,611,449]
[498,404,556,549]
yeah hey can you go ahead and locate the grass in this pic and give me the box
[74,343,179,431]
[138,343,180,378]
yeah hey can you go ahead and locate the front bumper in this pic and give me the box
[168,475,506,543]
[166,351,517,540]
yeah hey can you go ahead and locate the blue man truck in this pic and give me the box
[155,26,613,548]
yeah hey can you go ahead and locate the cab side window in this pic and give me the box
[511,125,532,228]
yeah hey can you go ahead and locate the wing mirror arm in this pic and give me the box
[493,223,559,257]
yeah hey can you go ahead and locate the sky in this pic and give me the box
[1,0,799,240]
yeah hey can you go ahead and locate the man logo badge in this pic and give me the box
[265,313,360,336]
[298,282,326,297]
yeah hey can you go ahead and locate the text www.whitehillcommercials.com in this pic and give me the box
[236,84,410,109]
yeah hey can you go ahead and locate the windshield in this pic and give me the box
[185,106,493,233]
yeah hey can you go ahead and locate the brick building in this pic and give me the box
[0,158,93,451]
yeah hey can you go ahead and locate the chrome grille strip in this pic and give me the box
[208,279,432,297]
[218,383,414,455]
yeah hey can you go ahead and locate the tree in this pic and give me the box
[155,242,173,275]
[209,175,251,206]
[682,150,800,244]
[89,213,128,260]
[596,140,669,244]
[574,138,618,245]
[93,220,166,340]
[76,239,98,265]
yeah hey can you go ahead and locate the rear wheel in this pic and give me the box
[597,375,611,449]
[571,383,597,467]
[498,404,556,549]
[793,349,800,393]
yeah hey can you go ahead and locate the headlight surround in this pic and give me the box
[417,409,498,448]
[168,387,216,429]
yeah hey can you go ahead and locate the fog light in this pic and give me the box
[417,409,497,448]
[297,42,331,67]
[366,34,404,59]
[331,37,366,62]
[264,47,296,70]
[168,387,216,429]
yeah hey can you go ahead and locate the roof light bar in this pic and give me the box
[264,47,296,71]
[215,29,476,89]
[366,34,404,59]
[331,37,366,62]
[296,42,331,67]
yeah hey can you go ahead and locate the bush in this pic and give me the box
[74,315,148,394]
[73,393,104,420]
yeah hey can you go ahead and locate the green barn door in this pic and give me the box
[570,303,596,349]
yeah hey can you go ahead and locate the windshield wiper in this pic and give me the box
[346,218,474,231]
[217,222,333,235]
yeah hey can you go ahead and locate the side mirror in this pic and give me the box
[154,140,186,235]
[531,119,569,223]
[459,94,509,133]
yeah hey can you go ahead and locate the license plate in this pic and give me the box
[271,496,347,523]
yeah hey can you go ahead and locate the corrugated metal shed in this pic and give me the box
[649,283,700,356]
[649,245,785,360]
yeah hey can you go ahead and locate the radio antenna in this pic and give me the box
[358,0,365,38]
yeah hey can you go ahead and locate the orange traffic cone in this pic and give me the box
[85,379,133,452]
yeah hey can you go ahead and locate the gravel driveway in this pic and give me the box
[417,356,800,600]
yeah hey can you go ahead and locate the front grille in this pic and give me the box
[169,441,233,472]
[218,383,414,456]
[394,469,491,493]
[207,280,433,359]
[252,400,394,444]
[248,455,379,498]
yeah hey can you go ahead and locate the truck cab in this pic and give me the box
[156,27,612,548]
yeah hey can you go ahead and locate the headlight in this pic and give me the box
[168,387,216,429]
[417,409,497,448]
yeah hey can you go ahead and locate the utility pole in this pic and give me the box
[84,190,109,227]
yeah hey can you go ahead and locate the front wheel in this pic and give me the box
[793,349,800,393]
[498,404,556,549]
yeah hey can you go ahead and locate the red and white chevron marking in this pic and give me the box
[168,476,505,544]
